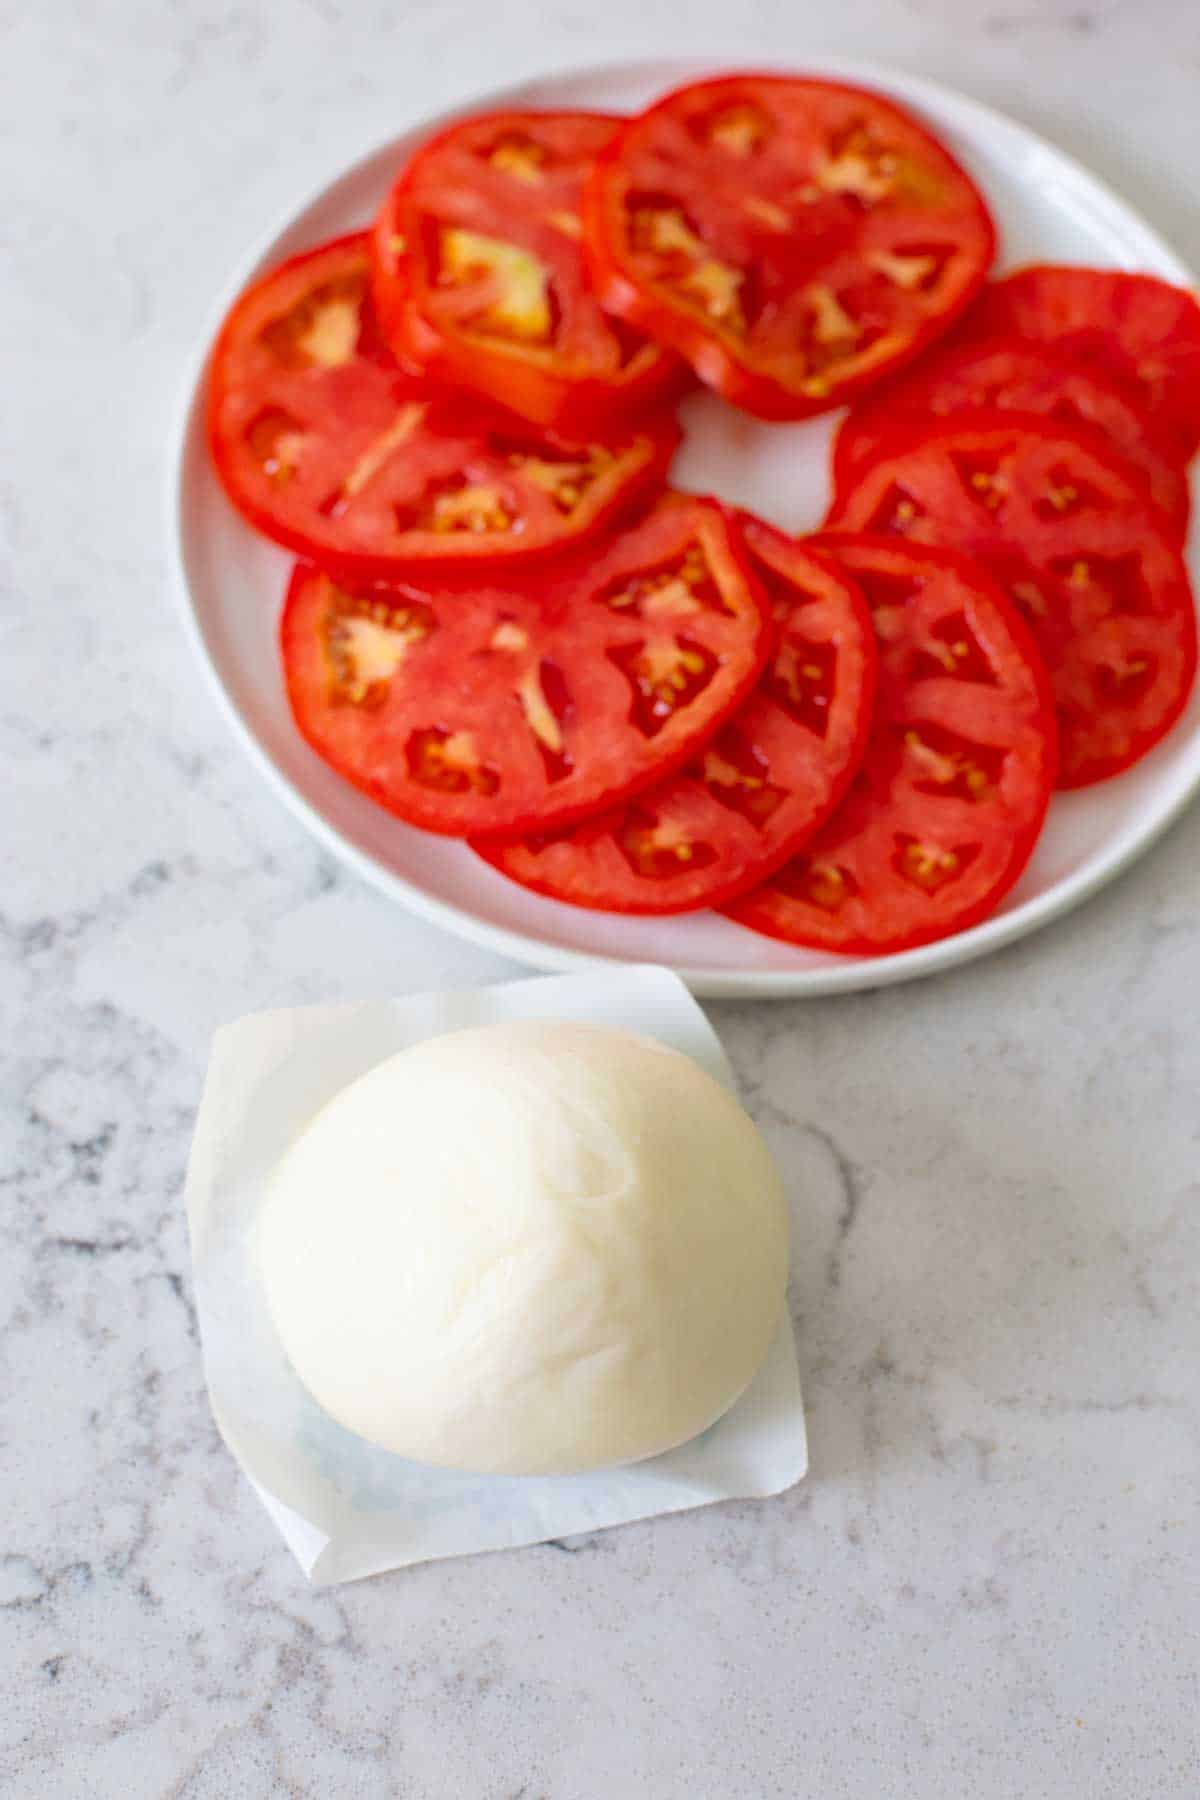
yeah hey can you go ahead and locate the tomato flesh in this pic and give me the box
[834,337,1189,538]
[726,536,1056,955]
[476,517,875,912]
[584,73,996,421]
[954,265,1200,458]
[829,413,1197,786]
[373,112,688,433]
[208,233,677,577]
[282,494,770,838]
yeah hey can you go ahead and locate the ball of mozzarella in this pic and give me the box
[257,1020,788,1476]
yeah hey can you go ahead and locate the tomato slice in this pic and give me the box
[475,517,875,912]
[583,73,996,422]
[954,266,1200,457]
[726,536,1055,955]
[373,112,689,433]
[208,233,677,578]
[829,414,1197,787]
[281,494,770,839]
[834,337,1190,539]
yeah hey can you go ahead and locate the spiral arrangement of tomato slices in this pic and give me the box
[205,72,1198,957]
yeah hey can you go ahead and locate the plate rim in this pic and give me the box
[167,51,1200,1000]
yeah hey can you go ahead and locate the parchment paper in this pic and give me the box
[185,966,807,1584]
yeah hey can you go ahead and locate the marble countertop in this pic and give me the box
[4,1,1199,1793]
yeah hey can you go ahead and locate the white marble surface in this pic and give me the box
[3,1,1199,1793]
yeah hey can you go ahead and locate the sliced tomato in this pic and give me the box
[954,265,1200,457]
[372,111,688,433]
[475,517,875,912]
[582,73,996,422]
[829,413,1197,787]
[726,536,1055,955]
[208,233,677,577]
[834,337,1190,539]
[282,494,770,839]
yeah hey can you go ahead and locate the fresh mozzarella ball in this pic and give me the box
[257,1020,788,1476]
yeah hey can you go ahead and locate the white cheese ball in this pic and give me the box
[257,1020,789,1476]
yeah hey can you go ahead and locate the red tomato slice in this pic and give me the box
[726,536,1056,956]
[475,517,875,912]
[373,112,689,433]
[282,495,770,839]
[828,414,1197,787]
[955,265,1200,457]
[208,233,677,578]
[834,337,1190,539]
[583,73,996,421]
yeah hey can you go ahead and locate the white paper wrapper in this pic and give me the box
[185,965,807,1584]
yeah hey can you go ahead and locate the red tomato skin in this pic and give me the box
[473,518,877,913]
[372,110,691,435]
[583,73,997,422]
[726,535,1057,956]
[282,495,773,841]
[828,411,1198,788]
[208,233,680,580]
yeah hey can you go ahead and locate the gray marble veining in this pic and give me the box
[3,1,1199,1793]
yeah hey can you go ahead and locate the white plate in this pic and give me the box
[170,55,1200,999]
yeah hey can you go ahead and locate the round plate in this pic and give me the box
[170,55,1200,998]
